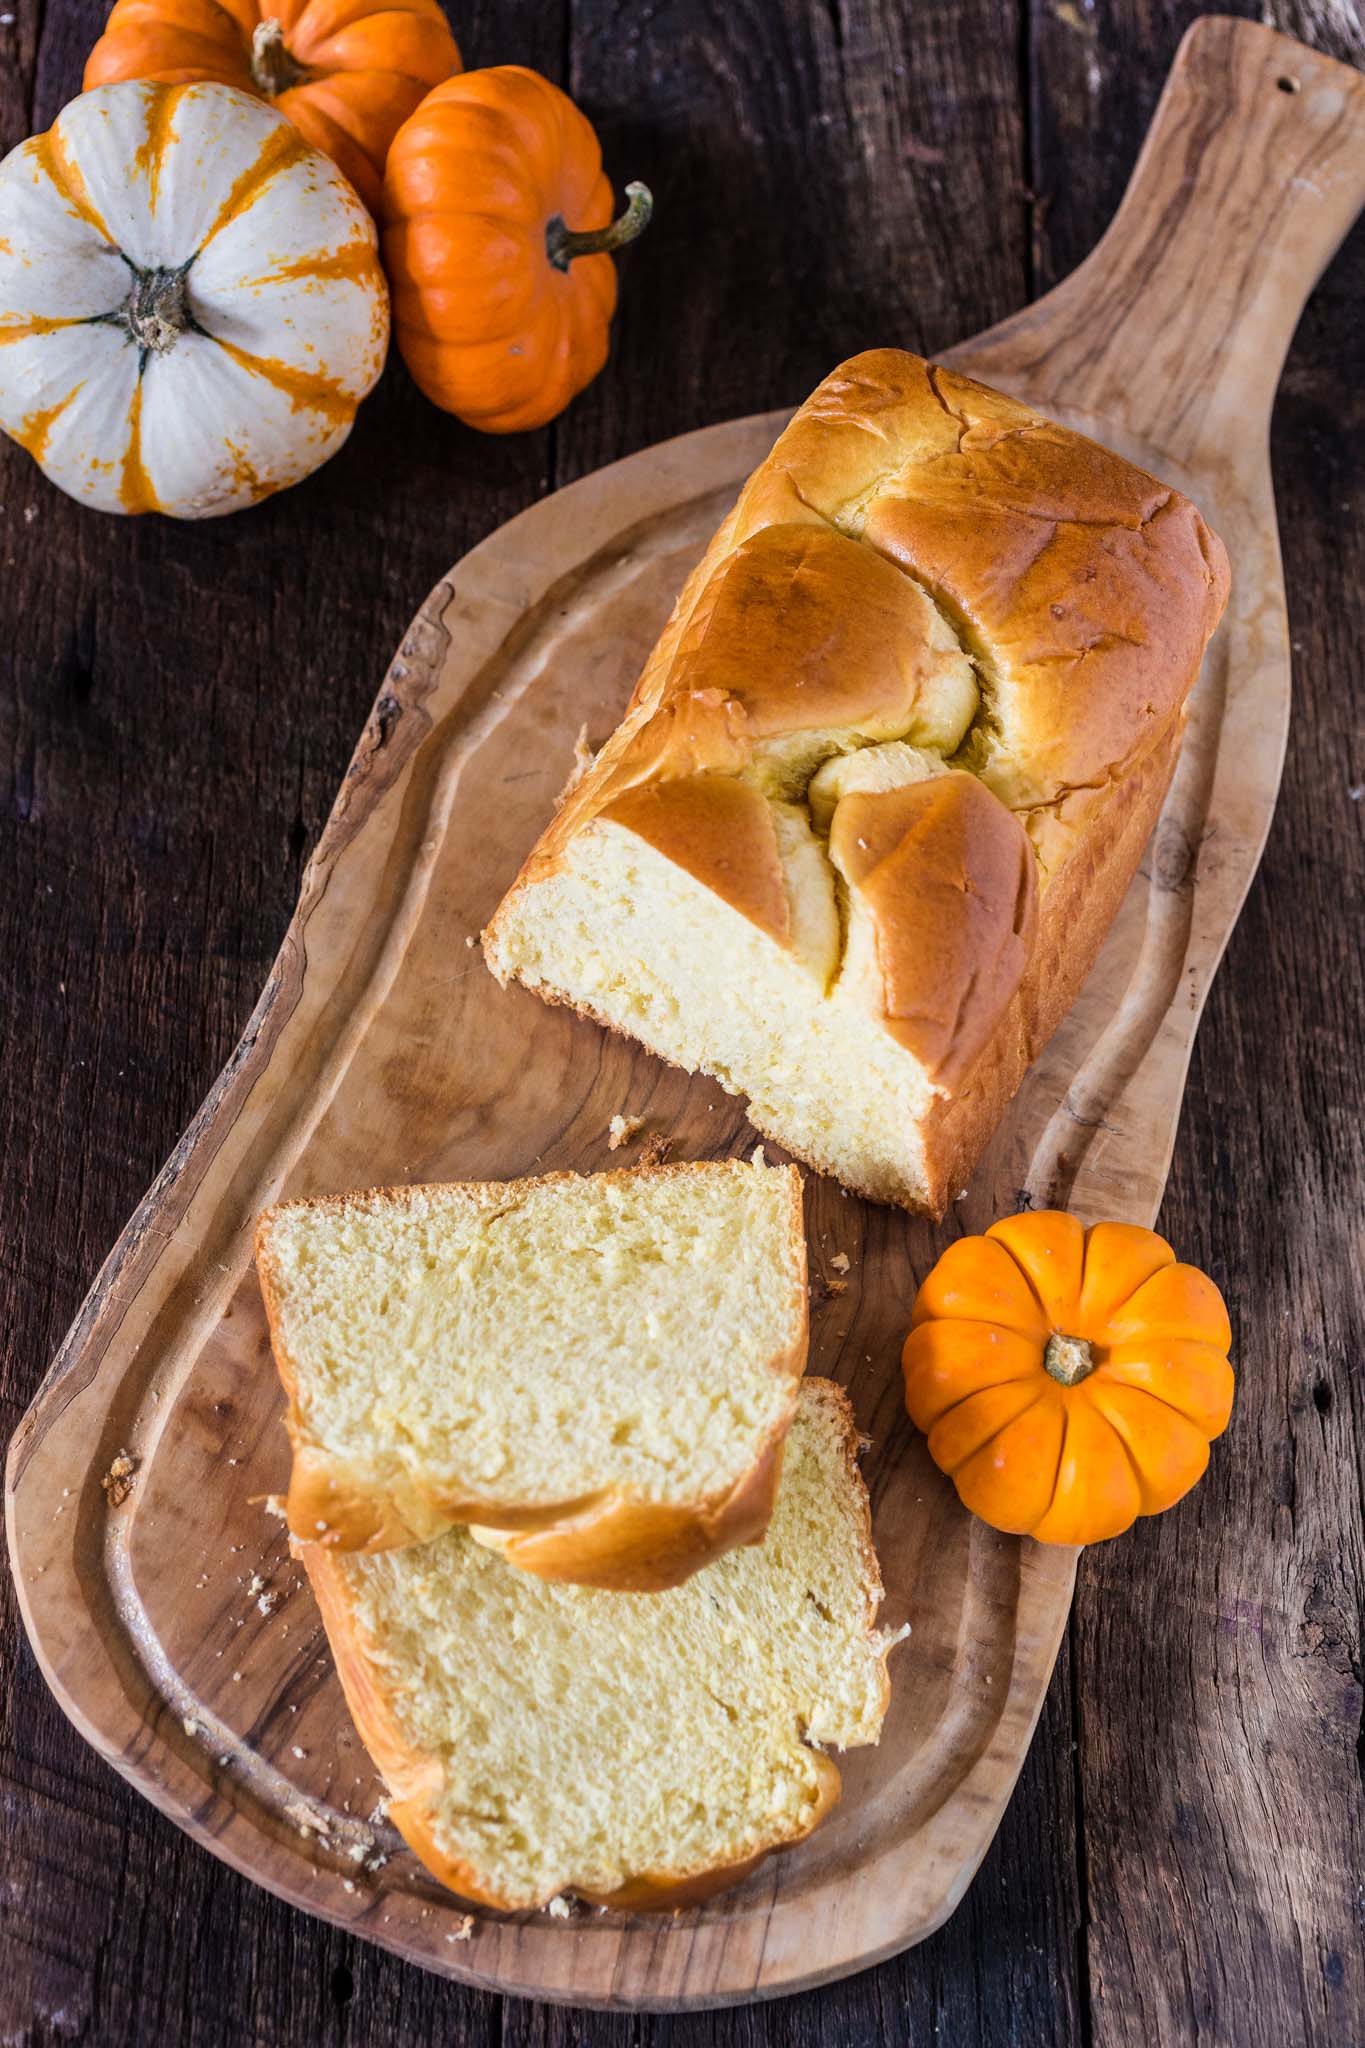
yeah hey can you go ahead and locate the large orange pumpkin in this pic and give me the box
[83,0,461,214]
[382,66,652,433]
[902,1211,1234,1545]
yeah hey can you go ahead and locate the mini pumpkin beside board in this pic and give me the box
[903,1211,1235,1545]
[84,0,462,214]
[383,66,652,433]
[0,80,389,518]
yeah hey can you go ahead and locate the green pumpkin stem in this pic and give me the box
[546,182,653,272]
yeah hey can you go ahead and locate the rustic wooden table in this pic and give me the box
[2,2,1362,2042]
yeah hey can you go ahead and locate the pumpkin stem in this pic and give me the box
[546,182,653,271]
[125,268,189,355]
[251,17,306,96]
[1044,1332,1096,1387]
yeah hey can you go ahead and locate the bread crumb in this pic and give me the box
[284,1799,325,1836]
[607,1113,645,1150]
[182,1716,201,1738]
[750,1145,766,1166]
[447,1916,476,1942]
[257,1592,279,1616]
[637,1132,673,1168]
[261,1495,288,1520]
[465,934,476,949]
[830,1252,850,1273]
[247,1574,265,1596]
[343,1879,357,1895]
[291,1745,308,1760]
[101,1450,139,1508]
[546,1895,574,1919]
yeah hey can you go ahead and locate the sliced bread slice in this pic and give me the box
[256,1157,807,1588]
[302,1378,901,1911]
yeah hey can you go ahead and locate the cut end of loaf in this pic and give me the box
[304,1379,901,1911]
[485,822,946,1212]
[256,1158,809,1579]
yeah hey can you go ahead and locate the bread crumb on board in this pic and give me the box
[545,1895,575,1920]
[446,1915,476,1942]
[101,1450,139,1508]
[830,1251,851,1273]
[607,1114,673,1167]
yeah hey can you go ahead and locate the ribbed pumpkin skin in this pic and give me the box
[382,67,619,434]
[83,0,461,213]
[903,1211,1235,1545]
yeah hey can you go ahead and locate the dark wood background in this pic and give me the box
[3,2,1362,2042]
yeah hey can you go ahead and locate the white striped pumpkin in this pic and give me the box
[0,79,389,517]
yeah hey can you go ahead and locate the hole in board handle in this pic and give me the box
[1277,74,1301,94]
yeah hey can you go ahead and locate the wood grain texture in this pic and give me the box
[0,2,1361,2044]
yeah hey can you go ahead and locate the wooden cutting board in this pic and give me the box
[8,17,1365,2013]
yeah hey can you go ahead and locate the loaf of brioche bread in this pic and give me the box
[256,1157,807,1587]
[302,1378,900,1911]
[484,350,1230,1215]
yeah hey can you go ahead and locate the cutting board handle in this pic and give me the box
[957,16,1365,469]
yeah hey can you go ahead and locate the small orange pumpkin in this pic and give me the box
[382,66,652,433]
[902,1211,1234,1545]
[83,0,461,214]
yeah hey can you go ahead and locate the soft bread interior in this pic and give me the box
[323,1379,898,1907]
[261,1159,806,1532]
[491,820,941,1208]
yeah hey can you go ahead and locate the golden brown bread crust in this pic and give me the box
[830,769,1039,1090]
[484,349,1230,1212]
[256,1160,809,1588]
[470,1423,787,1589]
[298,1378,886,1914]
[915,719,1184,1213]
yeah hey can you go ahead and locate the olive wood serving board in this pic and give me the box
[8,16,1365,2013]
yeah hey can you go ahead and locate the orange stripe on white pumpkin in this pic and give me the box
[210,333,359,423]
[236,239,384,289]
[118,376,162,514]
[0,315,92,346]
[198,119,311,251]
[30,127,114,245]
[131,77,192,210]
[12,382,85,464]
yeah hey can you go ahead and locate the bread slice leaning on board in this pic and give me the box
[301,1378,902,1911]
[484,349,1231,1217]
[256,1156,808,1588]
